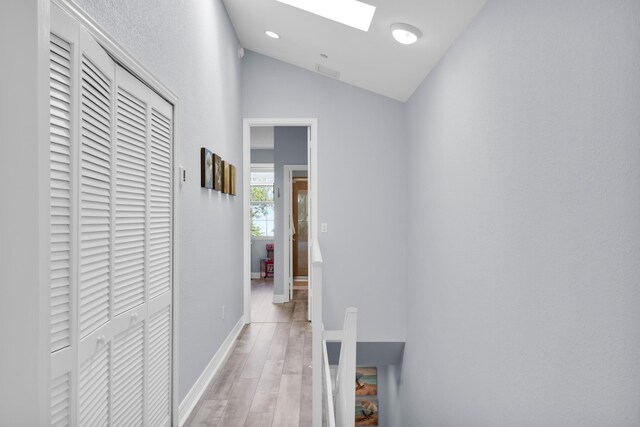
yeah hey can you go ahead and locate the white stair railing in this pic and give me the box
[312,240,358,427]
[321,325,336,427]
[312,240,324,427]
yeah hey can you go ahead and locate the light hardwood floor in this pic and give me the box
[185,279,312,427]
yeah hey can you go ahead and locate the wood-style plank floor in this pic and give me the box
[186,279,312,427]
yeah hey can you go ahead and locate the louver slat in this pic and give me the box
[112,322,145,426]
[114,87,146,315]
[149,109,172,299]
[50,372,71,427]
[79,54,112,339]
[79,343,110,426]
[49,33,73,353]
[147,307,171,426]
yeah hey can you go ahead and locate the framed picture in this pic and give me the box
[200,147,213,189]
[355,367,377,396]
[229,164,236,196]
[213,153,222,191]
[355,397,378,426]
[222,160,230,194]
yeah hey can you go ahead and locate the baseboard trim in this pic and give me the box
[273,294,288,304]
[178,317,244,426]
[251,272,261,279]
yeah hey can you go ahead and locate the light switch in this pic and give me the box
[321,223,328,233]
[178,166,186,186]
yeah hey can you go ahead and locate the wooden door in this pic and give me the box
[292,179,308,278]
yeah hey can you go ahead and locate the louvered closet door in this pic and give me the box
[49,7,78,425]
[111,66,149,426]
[114,65,174,427]
[146,91,173,427]
[76,26,116,427]
[50,4,174,425]
[49,4,173,427]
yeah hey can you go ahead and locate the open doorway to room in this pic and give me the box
[243,119,318,325]
[249,128,277,321]
[283,165,309,305]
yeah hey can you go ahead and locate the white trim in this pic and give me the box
[273,294,289,304]
[250,162,274,170]
[243,123,252,324]
[177,317,244,427]
[171,91,182,427]
[251,272,261,279]
[283,164,308,303]
[243,118,319,327]
[252,235,275,241]
[38,1,53,424]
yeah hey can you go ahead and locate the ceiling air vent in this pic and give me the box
[315,64,340,79]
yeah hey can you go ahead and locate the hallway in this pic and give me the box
[186,279,312,426]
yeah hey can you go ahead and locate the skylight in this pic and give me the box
[275,0,376,32]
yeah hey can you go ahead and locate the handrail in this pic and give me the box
[312,238,324,265]
[321,323,336,427]
[312,240,324,427]
[333,307,358,427]
[312,239,358,427]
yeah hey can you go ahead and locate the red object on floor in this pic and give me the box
[262,244,274,278]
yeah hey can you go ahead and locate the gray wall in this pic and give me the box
[0,0,49,422]
[273,127,308,296]
[73,0,244,401]
[251,148,274,164]
[243,52,408,341]
[401,0,640,425]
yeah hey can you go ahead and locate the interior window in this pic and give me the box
[250,167,275,237]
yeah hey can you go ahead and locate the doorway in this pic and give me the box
[243,119,318,325]
[283,165,309,306]
[292,176,309,280]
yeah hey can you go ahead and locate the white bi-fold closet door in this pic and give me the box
[49,4,174,426]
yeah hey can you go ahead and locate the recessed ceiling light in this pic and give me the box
[276,0,376,32]
[390,23,422,45]
[265,30,280,39]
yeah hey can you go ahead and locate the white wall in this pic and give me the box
[72,0,244,401]
[243,52,408,341]
[401,0,640,425]
[0,0,49,424]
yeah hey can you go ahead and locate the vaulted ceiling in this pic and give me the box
[223,0,487,102]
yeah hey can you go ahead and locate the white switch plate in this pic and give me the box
[321,223,328,233]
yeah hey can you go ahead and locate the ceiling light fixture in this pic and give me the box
[390,23,422,45]
[275,0,376,32]
[265,30,280,39]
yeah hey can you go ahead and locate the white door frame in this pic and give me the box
[283,165,308,302]
[243,119,318,324]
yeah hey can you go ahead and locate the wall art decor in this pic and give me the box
[222,160,230,194]
[355,397,378,426]
[229,164,236,196]
[355,367,377,396]
[213,153,222,191]
[200,147,213,189]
